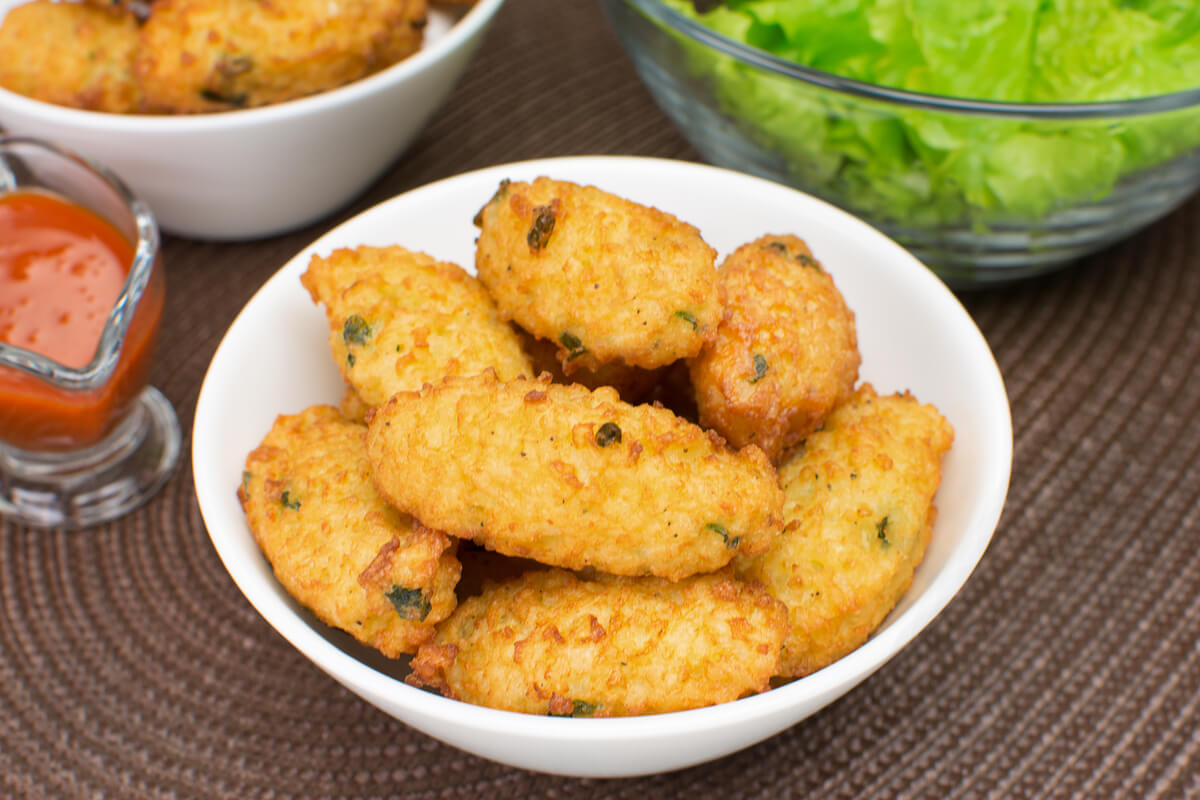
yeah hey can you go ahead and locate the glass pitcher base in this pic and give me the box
[0,387,181,529]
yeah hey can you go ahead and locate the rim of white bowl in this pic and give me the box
[0,0,506,130]
[193,154,1013,745]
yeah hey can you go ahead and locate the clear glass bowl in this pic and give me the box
[0,137,180,529]
[599,0,1200,287]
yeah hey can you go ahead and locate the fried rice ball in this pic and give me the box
[0,1,141,113]
[736,384,953,678]
[408,569,787,716]
[135,0,426,113]
[301,244,532,411]
[366,372,784,581]
[240,405,460,658]
[473,177,721,372]
[689,235,860,464]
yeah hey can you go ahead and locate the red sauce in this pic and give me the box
[0,190,164,452]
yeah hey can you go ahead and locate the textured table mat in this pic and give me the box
[3,1,1198,797]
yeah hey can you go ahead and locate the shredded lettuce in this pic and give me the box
[660,0,1200,227]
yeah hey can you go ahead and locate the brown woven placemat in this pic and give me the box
[3,2,1199,797]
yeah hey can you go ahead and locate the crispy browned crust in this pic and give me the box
[408,569,787,716]
[736,384,953,677]
[366,372,784,581]
[0,1,141,113]
[474,177,721,371]
[689,235,860,464]
[135,0,426,113]
[239,404,460,658]
[301,244,532,410]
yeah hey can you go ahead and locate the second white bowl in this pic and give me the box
[0,0,505,240]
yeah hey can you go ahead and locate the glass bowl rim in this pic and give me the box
[0,135,160,391]
[619,0,1200,120]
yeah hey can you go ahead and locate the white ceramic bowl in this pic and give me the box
[0,0,504,240]
[193,156,1013,777]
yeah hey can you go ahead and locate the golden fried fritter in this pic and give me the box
[690,235,860,464]
[239,405,460,658]
[408,569,787,716]
[736,384,953,677]
[301,245,532,410]
[135,0,426,113]
[474,177,721,372]
[518,328,660,404]
[366,372,784,581]
[0,1,141,113]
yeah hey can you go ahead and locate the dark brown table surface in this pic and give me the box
[3,2,1199,797]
